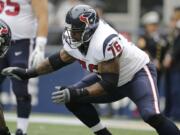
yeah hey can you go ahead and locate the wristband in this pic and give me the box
[69,88,89,101]
[36,37,47,50]
[48,52,70,71]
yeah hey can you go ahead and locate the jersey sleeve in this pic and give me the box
[97,34,124,62]
[62,33,72,53]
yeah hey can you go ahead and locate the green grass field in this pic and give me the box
[7,121,157,135]
[7,112,175,135]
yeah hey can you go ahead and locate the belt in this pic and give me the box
[11,38,33,44]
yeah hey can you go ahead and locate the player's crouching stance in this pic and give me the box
[0,19,12,135]
[2,5,180,135]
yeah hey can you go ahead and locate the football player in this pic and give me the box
[0,19,11,135]
[2,5,180,135]
[0,0,48,135]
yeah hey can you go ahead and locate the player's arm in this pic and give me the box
[1,49,75,80]
[30,0,48,67]
[32,0,48,38]
[52,36,122,104]
[52,56,120,104]
[36,49,75,74]
[86,57,119,96]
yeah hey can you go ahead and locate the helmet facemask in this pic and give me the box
[64,24,84,49]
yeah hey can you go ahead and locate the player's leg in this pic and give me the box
[66,73,114,135]
[8,39,33,135]
[128,63,180,135]
[66,73,126,135]
[66,102,111,135]
[11,77,31,135]
[164,69,172,117]
[0,75,6,93]
[168,69,180,121]
[0,105,11,135]
[0,56,8,90]
[0,53,11,135]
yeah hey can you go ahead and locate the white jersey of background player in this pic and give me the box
[0,0,48,134]
[63,20,150,86]
[0,0,37,40]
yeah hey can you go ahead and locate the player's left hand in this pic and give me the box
[51,86,89,104]
[29,44,45,68]
[29,37,47,68]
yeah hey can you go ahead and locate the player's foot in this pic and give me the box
[15,129,27,135]
[95,128,112,135]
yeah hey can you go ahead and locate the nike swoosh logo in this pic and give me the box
[14,51,22,56]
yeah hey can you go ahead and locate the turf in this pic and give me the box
[7,121,157,135]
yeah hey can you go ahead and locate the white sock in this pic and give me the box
[17,118,29,134]
[90,122,105,133]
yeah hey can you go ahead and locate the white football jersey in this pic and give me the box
[63,20,150,86]
[0,0,37,40]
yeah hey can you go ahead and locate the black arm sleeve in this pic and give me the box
[26,68,38,78]
[48,52,71,71]
[98,73,119,92]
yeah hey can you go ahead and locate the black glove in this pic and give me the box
[51,86,89,103]
[1,67,38,80]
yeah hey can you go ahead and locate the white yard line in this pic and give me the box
[5,113,180,131]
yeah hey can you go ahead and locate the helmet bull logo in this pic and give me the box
[79,14,90,25]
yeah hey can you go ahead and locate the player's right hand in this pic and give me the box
[52,86,71,104]
[1,67,29,80]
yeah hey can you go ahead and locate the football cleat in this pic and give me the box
[15,129,27,135]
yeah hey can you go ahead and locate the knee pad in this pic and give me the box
[16,94,31,102]
[145,114,166,128]
[16,94,32,118]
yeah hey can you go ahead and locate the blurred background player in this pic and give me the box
[0,0,48,135]
[137,11,169,89]
[0,19,11,135]
[55,0,84,29]
[163,6,180,121]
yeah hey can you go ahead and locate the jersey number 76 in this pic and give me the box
[107,41,122,56]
